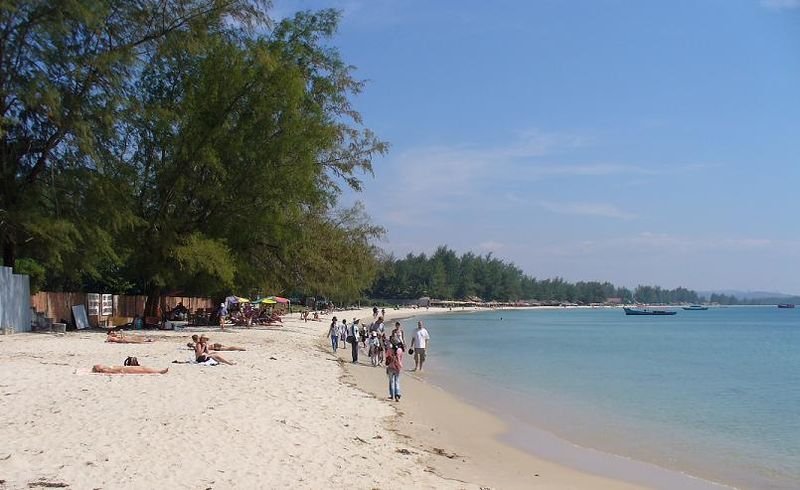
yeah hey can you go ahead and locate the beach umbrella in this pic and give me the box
[268,296,290,304]
[236,297,251,303]
[256,298,277,304]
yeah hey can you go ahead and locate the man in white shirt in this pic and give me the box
[410,320,430,372]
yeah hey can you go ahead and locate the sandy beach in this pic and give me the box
[1,307,643,489]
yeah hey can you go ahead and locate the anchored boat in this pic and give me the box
[682,305,709,311]
[623,307,677,316]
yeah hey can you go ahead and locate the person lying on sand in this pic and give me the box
[106,331,154,343]
[92,364,168,374]
[195,336,236,365]
[186,335,246,351]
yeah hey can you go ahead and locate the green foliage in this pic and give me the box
[369,245,701,304]
[633,285,700,304]
[172,233,236,289]
[14,258,45,293]
[0,0,266,278]
[118,9,385,305]
[0,3,385,306]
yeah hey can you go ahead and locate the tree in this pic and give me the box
[121,9,386,313]
[367,245,703,304]
[0,0,265,274]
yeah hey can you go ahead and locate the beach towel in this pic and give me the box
[172,357,219,366]
[190,357,218,366]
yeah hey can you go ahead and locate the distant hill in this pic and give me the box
[698,290,796,301]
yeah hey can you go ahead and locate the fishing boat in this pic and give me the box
[623,307,677,316]
[777,304,796,309]
[682,305,709,311]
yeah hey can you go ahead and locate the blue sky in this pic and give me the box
[274,0,800,294]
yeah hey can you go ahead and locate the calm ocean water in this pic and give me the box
[413,306,800,490]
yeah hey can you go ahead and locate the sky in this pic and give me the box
[273,0,800,295]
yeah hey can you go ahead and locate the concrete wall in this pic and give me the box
[0,266,32,333]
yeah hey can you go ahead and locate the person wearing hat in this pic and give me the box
[368,331,381,367]
[327,316,339,353]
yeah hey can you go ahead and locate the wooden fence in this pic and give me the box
[31,292,215,325]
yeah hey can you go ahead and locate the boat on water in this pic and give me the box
[623,307,677,316]
[682,305,709,311]
[777,304,795,309]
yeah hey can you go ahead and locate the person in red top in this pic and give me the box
[385,342,404,402]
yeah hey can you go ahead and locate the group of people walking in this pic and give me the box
[327,312,431,402]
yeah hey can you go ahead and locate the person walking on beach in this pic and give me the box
[328,316,339,353]
[348,319,360,363]
[218,302,228,330]
[358,319,367,349]
[368,331,381,366]
[339,318,348,348]
[410,320,430,372]
[389,321,405,346]
[386,342,403,401]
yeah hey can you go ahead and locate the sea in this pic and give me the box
[412,306,800,490]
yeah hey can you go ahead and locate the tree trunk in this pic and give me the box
[2,239,14,268]
[144,284,161,317]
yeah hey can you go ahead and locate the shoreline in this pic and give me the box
[341,307,732,490]
[338,307,648,489]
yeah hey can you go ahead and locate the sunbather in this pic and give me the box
[92,364,168,374]
[255,308,282,325]
[106,331,154,343]
[187,335,246,351]
[195,336,236,365]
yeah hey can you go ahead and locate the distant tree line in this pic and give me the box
[367,246,702,304]
[706,294,800,305]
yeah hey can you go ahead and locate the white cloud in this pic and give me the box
[362,129,716,232]
[761,0,800,10]
[538,201,637,220]
[545,233,777,256]
[386,129,618,197]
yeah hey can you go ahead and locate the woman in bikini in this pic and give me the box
[106,331,154,343]
[187,335,246,351]
[92,364,168,374]
[194,336,236,365]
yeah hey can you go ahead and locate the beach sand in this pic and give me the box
[0,307,643,489]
